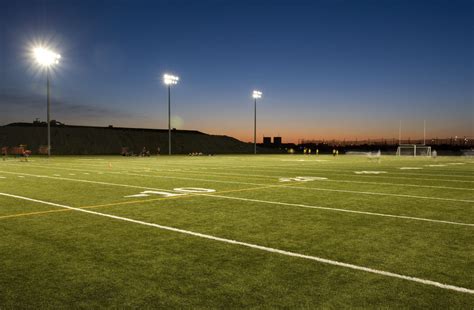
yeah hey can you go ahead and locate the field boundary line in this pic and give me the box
[75,159,474,179]
[2,167,473,204]
[1,170,472,225]
[45,160,474,183]
[1,191,473,295]
[8,161,474,185]
[2,183,470,227]
[46,161,474,191]
[200,194,474,227]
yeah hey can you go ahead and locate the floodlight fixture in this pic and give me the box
[33,47,61,67]
[163,73,179,85]
[252,90,262,99]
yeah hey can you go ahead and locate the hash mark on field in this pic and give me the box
[17,176,25,178]
[1,192,473,295]
[400,167,422,170]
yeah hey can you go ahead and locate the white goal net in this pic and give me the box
[396,144,431,157]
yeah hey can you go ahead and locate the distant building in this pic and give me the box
[273,137,282,146]
[263,137,271,145]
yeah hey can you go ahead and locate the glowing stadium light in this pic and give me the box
[31,46,62,158]
[163,73,179,85]
[252,90,262,99]
[163,73,180,155]
[252,90,263,154]
[33,47,61,67]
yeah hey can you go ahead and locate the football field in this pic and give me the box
[0,154,473,308]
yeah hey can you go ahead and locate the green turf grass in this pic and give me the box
[0,154,473,308]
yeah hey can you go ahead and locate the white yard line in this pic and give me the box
[47,162,474,191]
[201,194,474,227]
[1,192,473,295]
[0,171,170,192]
[0,170,471,226]
[53,161,474,184]
[2,167,474,204]
[102,160,474,178]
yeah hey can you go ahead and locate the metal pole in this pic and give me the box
[254,98,257,154]
[423,120,426,145]
[398,120,401,145]
[47,69,51,157]
[168,85,171,155]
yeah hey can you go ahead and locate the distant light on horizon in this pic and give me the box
[252,90,262,99]
[33,47,61,67]
[163,73,179,85]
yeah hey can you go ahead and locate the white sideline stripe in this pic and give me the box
[1,192,473,295]
[89,165,474,191]
[22,161,474,184]
[0,170,472,226]
[0,171,170,192]
[2,167,474,204]
[201,194,474,227]
[98,171,474,204]
[68,162,474,191]
[105,160,474,179]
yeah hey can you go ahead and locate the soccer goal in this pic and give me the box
[396,144,431,157]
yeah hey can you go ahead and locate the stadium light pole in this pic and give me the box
[33,47,61,157]
[163,73,179,155]
[398,120,402,145]
[252,90,262,154]
[423,120,426,145]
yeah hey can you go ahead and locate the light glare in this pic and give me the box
[163,73,179,85]
[252,90,262,99]
[33,47,61,67]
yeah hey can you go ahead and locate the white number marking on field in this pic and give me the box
[174,187,216,193]
[399,167,423,170]
[281,159,328,162]
[279,176,328,182]
[124,187,216,198]
[354,171,387,175]
[125,190,184,198]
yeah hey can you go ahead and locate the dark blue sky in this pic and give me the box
[1,0,472,142]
